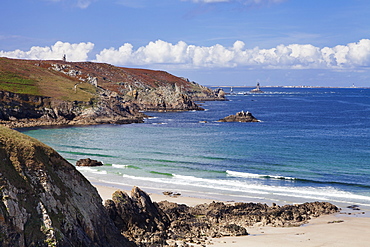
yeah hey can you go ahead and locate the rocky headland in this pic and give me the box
[0,57,225,128]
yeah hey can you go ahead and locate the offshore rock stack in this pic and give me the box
[218,111,260,122]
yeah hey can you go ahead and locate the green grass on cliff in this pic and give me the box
[0,71,40,95]
[0,57,96,102]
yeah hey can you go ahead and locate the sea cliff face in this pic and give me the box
[0,126,134,246]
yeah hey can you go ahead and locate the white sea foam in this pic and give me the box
[112,164,129,168]
[226,170,296,180]
[77,166,107,175]
[118,173,370,206]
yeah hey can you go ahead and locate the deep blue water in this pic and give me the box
[20,87,370,208]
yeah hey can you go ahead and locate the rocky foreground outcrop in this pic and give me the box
[218,111,260,122]
[0,126,134,246]
[105,187,339,246]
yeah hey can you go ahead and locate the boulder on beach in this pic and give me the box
[218,111,259,122]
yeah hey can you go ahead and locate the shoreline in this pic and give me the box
[91,180,370,247]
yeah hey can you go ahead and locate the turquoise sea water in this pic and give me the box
[20,87,370,208]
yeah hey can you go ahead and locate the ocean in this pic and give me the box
[20,87,370,209]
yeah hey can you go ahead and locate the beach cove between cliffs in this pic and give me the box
[19,87,370,245]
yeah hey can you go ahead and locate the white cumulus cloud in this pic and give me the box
[0,41,94,61]
[2,39,370,70]
[95,39,370,70]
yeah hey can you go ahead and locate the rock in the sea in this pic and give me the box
[76,158,104,167]
[0,126,134,247]
[218,111,259,122]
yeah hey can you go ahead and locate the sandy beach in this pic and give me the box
[93,182,370,247]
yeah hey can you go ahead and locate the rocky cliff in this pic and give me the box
[0,57,225,128]
[0,126,134,246]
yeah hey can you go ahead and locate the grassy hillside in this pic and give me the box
[0,57,96,101]
[0,57,218,105]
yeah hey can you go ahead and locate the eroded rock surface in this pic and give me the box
[105,187,170,246]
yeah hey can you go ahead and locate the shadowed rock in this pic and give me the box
[76,158,103,167]
[105,188,339,246]
[105,187,170,246]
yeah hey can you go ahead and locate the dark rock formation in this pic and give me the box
[105,187,170,246]
[76,158,104,167]
[0,90,146,128]
[218,111,260,122]
[0,126,134,247]
[105,188,339,246]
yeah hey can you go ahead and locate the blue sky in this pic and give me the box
[1,0,370,87]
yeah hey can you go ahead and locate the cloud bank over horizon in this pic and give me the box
[1,39,370,71]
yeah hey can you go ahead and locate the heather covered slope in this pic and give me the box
[0,125,134,246]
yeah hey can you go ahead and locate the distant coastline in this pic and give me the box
[208,85,370,89]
